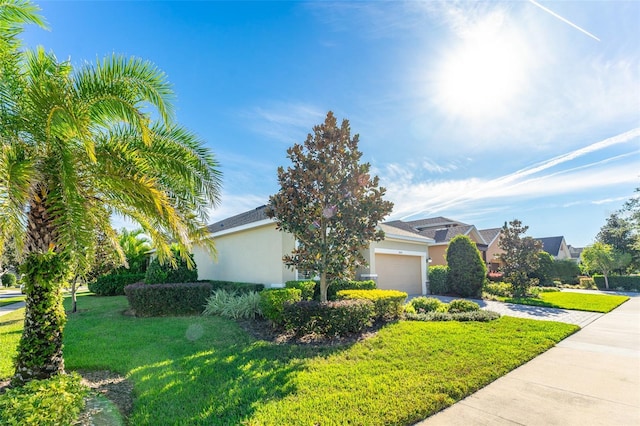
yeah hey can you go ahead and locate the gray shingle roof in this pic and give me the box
[207,205,270,233]
[403,216,467,229]
[479,228,501,246]
[535,236,565,257]
[418,224,475,243]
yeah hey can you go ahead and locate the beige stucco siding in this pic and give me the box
[194,223,296,285]
[428,245,448,266]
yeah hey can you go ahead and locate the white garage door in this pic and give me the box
[375,254,423,295]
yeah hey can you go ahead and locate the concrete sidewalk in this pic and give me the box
[0,301,25,317]
[417,296,640,425]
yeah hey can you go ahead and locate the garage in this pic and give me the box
[375,253,424,295]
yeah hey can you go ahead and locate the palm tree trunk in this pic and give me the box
[12,186,67,386]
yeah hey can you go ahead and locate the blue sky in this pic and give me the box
[22,1,639,247]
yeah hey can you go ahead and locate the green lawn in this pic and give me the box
[503,292,629,313]
[0,295,25,308]
[1,295,578,425]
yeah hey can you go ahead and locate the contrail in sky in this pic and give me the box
[528,0,601,42]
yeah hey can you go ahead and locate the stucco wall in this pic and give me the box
[428,245,448,265]
[194,223,296,285]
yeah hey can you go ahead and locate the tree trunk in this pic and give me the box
[604,274,609,290]
[12,187,67,386]
[319,271,328,303]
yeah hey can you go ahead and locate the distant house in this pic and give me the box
[478,227,504,272]
[568,245,584,264]
[194,206,434,295]
[535,236,572,260]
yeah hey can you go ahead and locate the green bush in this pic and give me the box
[0,373,88,426]
[285,280,316,300]
[88,273,145,296]
[447,299,480,313]
[145,252,198,284]
[593,275,640,291]
[337,289,407,321]
[483,282,513,297]
[319,279,376,301]
[530,251,555,286]
[445,235,487,297]
[1,272,16,287]
[124,282,212,316]
[203,290,262,319]
[259,288,302,325]
[408,297,444,313]
[405,310,500,322]
[552,259,581,284]
[428,265,449,295]
[282,299,374,336]
[208,280,265,294]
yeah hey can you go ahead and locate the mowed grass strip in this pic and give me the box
[0,295,25,308]
[0,308,24,377]
[2,295,577,425]
[504,292,629,313]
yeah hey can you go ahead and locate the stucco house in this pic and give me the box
[194,206,435,295]
[535,236,572,260]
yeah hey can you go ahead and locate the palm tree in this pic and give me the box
[118,228,152,274]
[0,1,222,385]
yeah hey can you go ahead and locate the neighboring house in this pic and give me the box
[535,236,572,260]
[383,217,490,266]
[478,228,504,272]
[568,245,584,264]
[194,206,434,295]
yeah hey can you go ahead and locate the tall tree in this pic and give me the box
[581,242,631,289]
[267,111,393,302]
[498,219,542,297]
[0,1,222,385]
[597,188,640,271]
[445,234,486,297]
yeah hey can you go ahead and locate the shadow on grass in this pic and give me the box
[503,297,559,309]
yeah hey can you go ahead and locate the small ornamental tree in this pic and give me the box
[267,111,394,302]
[445,235,486,297]
[530,251,555,286]
[498,219,542,297]
[581,242,631,289]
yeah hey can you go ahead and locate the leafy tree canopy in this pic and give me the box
[267,111,393,302]
[498,219,542,296]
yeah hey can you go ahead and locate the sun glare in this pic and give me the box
[434,11,530,120]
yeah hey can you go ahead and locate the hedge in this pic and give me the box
[405,310,500,322]
[259,288,302,325]
[124,282,212,317]
[593,275,640,291]
[209,280,265,294]
[337,289,407,321]
[145,253,198,284]
[282,299,374,336]
[285,280,316,300]
[428,265,449,295]
[316,279,376,301]
[88,273,145,296]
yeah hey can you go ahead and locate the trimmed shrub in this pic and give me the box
[203,290,262,319]
[579,277,596,289]
[88,273,145,296]
[209,280,265,294]
[145,252,198,284]
[483,282,513,297]
[406,310,500,322]
[318,279,376,301]
[0,373,88,426]
[530,251,555,286]
[447,299,480,313]
[259,288,302,325]
[285,280,316,300]
[337,289,407,321]
[1,272,16,287]
[124,282,212,317]
[282,299,374,336]
[408,297,444,313]
[428,265,449,295]
[593,275,640,291]
[552,259,581,284]
[445,235,487,298]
